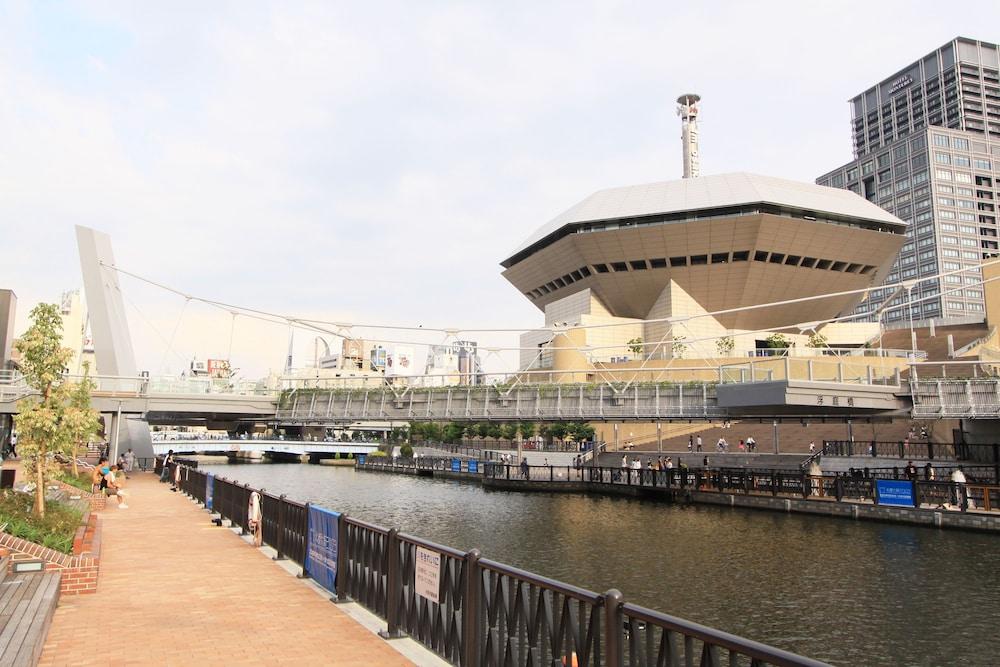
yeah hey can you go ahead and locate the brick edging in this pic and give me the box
[53,479,107,512]
[0,511,102,595]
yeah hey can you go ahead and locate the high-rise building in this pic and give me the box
[818,37,1000,324]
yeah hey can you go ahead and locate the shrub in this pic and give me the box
[400,443,414,458]
[0,491,84,554]
[57,470,94,493]
[368,450,387,458]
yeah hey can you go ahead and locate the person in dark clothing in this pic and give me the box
[159,449,175,482]
[520,457,529,480]
[904,461,918,481]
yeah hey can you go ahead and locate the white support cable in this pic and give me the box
[101,260,1000,356]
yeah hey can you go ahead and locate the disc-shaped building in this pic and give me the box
[502,172,907,368]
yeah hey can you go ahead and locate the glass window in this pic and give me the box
[894,144,909,160]
[953,137,970,150]
[933,134,950,147]
[975,159,992,170]
[943,248,960,257]
[963,251,980,259]
[935,152,952,164]
[939,210,956,218]
[956,172,973,183]
[960,225,976,233]
[942,235,958,244]
[959,212,976,221]
[957,186,973,196]
[935,168,953,180]
[939,197,956,206]
[969,303,985,311]
[948,301,965,309]
[945,275,962,283]
[846,167,859,181]
[941,223,958,231]
[954,155,971,167]
[911,135,927,150]
[943,261,961,269]
[937,185,954,193]
[913,170,929,184]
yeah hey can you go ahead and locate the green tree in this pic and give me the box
[443,422,465,444]
[715,335,735,356]
[400,443,414,458]
[65,362,100,478]
[408,422,425,442]
[423,422,443,443]
[486,423,502,441]
[766,333,790,349]
[568,422,595,442]
[537,423,551,444]
[499,423,518,444]
[627,337,644,356]
[517,421,536,442]
[807,331,828,348]
[548,422,568,443]
[476,422,491,439]
[14,304,75,518]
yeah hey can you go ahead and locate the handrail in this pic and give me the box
[171,460,826,666]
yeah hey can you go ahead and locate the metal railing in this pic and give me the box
[171,462,826,666]
[719,357,902,387]
[822,440,960,460]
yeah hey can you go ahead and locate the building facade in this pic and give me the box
[502,172,905,369]
[818,37,1000,324]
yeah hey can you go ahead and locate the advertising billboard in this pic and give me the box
[387,346,415,377]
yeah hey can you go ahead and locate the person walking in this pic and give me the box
[8,431,16,459]
[124,448,135,474]
[904,461,918,481]
[687,435,693,452]
[696,435,703,452]
[520,456,530,480]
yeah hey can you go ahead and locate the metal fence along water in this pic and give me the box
[169,461,827,667]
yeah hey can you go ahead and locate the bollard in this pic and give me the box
[298,502,311,579]
[603,589,624,667]
[462,549,482,667]
[273,495,287,561]
[379,528,405,639]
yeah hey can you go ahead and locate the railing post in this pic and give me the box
[336,512,350,602]
[462,549,481,667]
[273,494,287,561]
[603,589,624,667]
[298,502,311,579]
[771,471,778,496]
[241,483,251,535]
[379,528,404,639]
[928,442,935,460]
[835,476,844,502]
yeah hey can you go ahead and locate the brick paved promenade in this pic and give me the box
[39,473,412,666]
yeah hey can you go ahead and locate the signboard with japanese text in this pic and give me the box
[414,547,441,604]
[305,506,340,593]
[876,479,915,507]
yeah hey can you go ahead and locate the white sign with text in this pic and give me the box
[414,546,441,604]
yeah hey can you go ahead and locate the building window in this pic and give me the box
[936,169,953,181]
[954,155,971,167]
[953,137,970,150]
[939,210,956,219]
[975,159,992,170]
[942,236,958,244]
[935,152,952,165]
[956,172,973,183]
[933,134,950,147]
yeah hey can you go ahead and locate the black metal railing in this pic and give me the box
[171,463,827,666]
[359,456,484,475]
[823,440,961,460]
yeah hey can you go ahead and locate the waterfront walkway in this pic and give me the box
[39,474,412,666]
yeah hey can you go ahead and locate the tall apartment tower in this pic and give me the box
[818,37,1000,324]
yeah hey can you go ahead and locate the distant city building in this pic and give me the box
[818,37,1000,324]
[425,340,483,385]
[0,289,16,371]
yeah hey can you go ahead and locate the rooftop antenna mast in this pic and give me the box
[676,93,701,178]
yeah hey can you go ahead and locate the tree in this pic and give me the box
[671,335,687,359]
[14,304,75,518]
[443,422,465,444]
[65,362,100,478]
[499,423,518,444]
[568,422,595,442]
[548,422,568,442]
[627,337,644,356]
[766,333,790,349]
[400,443,414,458]
[715,335,735,356]
[422,422,443,443]
[807,331,828,349]
[476,422,491,439]
[517,421,536,441]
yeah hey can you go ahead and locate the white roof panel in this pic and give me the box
[505,172,905,262]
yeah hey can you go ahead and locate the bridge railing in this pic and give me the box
[719,357,902,386]
[173,463,826,666]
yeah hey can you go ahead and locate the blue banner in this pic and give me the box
[357,454,366,465]
[876,479,915,507]
[468,460,478,473]
[451,458,461,472]
[305,505,340,593]
[205,473,214,510]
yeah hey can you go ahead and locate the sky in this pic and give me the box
[3,1,1000,378]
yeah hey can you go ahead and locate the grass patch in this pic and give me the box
[57,470,95,493]
[0,491,84,554]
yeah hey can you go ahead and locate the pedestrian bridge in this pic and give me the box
[1,356,918,426]
[151,440,379,457]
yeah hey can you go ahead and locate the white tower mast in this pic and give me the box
[676,94,701,178]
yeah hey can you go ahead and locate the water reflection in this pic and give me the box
[200,463,999,666]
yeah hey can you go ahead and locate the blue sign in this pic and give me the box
[468,460,478,474]
[876,479,915,507]
[305,506,340,593]
[451,458,461,472]
[357,454,366,465]
[205,473,214,510]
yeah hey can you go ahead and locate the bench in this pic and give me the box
[0,556,61,667]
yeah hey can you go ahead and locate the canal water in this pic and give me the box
[199,462,998,666]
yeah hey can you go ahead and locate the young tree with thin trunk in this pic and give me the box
[65,363,101,478]
[14,304,74,518]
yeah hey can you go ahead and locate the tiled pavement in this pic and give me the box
[38,473,412,666]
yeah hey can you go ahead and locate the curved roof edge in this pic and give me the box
[502,172,906,267]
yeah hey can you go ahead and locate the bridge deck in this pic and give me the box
[39,474,413,666]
